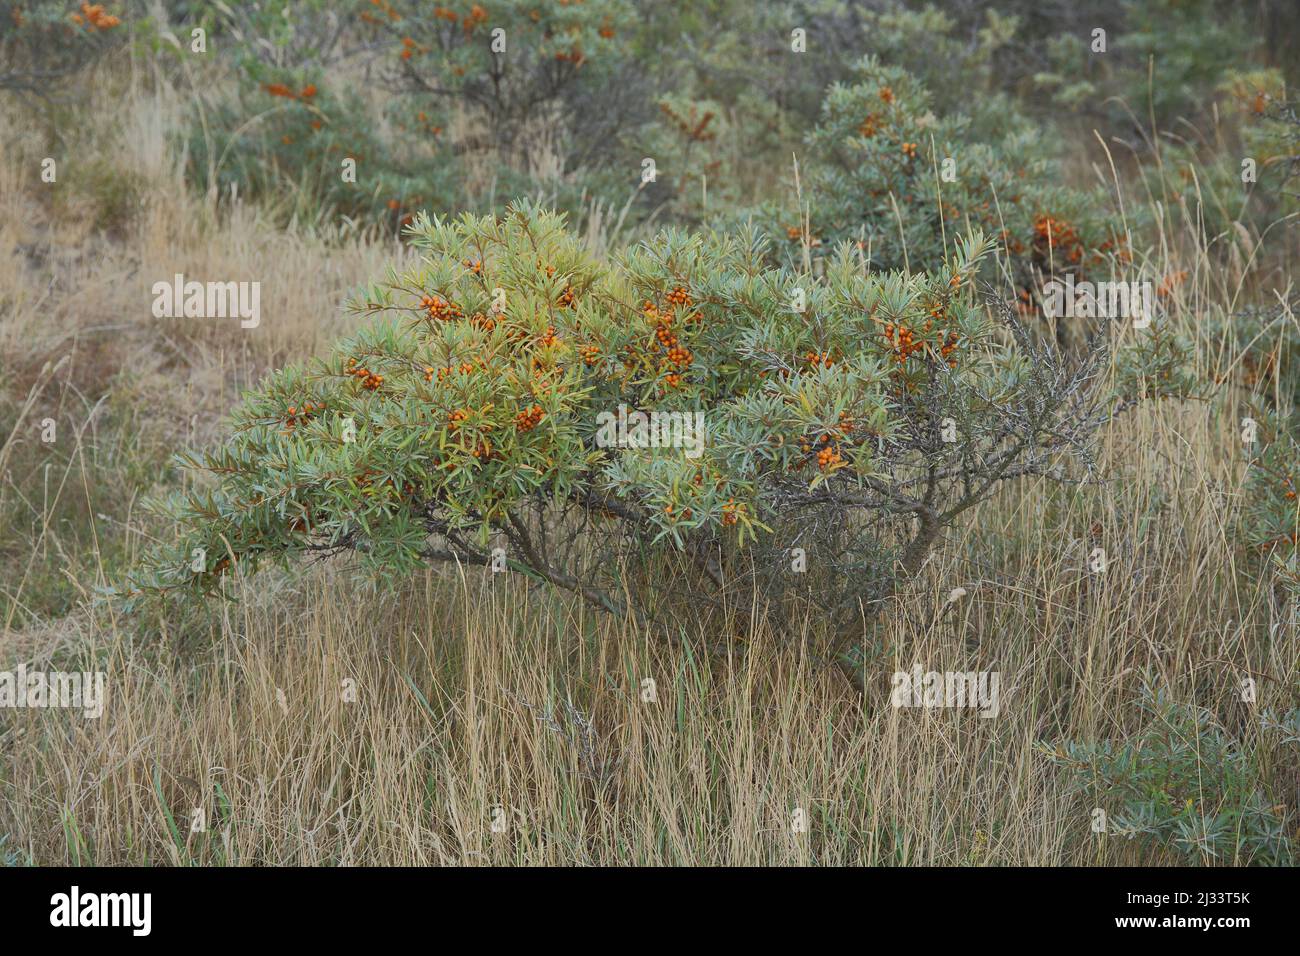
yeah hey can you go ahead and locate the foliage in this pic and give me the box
[1043,679,1295,864]
[0,0,128,96]
[1242,406,1300,602]
[119,204,1187,679]
[371,0,644,179]
[1026,0,1261,134]
[752,57,1128,301]
[184,67,460,227]
[183,0,653,228]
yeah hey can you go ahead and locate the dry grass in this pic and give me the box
[1,399,1293,865]
[0,56,1295,867]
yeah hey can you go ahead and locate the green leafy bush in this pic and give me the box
[185,70,459,227]
[184,0,651,228]
[1242,407,1300,608]
[752,57,1128,298]
[373,0,642,177]
[1044,680,1295,864]
[1030,0,1262,133]
[121,204,1187,681]
[0,0,127,96]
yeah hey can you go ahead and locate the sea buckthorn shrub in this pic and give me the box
[629,1,882,215]
[752,58,1127,296]
[122,205,1187,669]
[365,0,653,225]
[0,0,126,95]
[1043,680,1295,864]
[853,4,1022,135]
[1212,299,1300,413]
[184,68,460,228]
[1124,69,1293,260]
[638,94,740,225]
[1031,0,1262,134]
[1237,72,1299,203]
[185,0,648,228]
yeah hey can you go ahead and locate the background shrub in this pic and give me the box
[1045,679,1295,864]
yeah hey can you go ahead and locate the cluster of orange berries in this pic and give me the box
[652,306,694,378]
[425,362,475,383]
[282,400,324,432]
[797,432,846,471]
[882,324,925,363]
[1157,270,1189,297]
[661,502,698,521]
[555,46,586,66]
[721,498,740,527]
[72,3,120,29]
[900,141,918,160]
[515,404,545,432]
[422,294,464,322]
[346,358,384,390]
[412,111,443,136]
[462,4,487,32]
[538,325,560,348]
[1033,215,1085,264]
[804,350,835,370]
[653,316,678,348]
[938,331,960,366]
[557,285,577,309]
[578,343,600,367]
[816,446,843,471]
[635,291,697,388]
[785,225,822,247]
[882,321,960,367]
[879,86,895,104]
[659,103,716,143]
[665,345,692,367]
[858,113,881,138]
[263,83,316,100]
[365,0,401,23]
[462,257,483,276]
